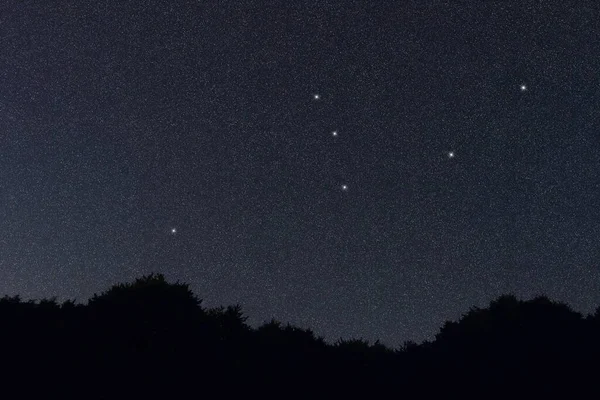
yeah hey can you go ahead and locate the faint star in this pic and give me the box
[341,184,348,191]
[332,131,338,137]
[520,84,527,91]
[313,94,320,100]
[171,228,177,234]
[448,151,455,158]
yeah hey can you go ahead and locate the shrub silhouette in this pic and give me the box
[1,274,599,399]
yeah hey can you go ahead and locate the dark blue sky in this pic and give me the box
[1,0,600,346]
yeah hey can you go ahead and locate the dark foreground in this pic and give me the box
[2,274,598,398]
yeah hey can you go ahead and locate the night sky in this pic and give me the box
[2,1,600,346]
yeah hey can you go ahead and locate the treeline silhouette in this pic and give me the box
[2,273,599,398]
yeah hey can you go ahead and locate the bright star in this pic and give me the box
[332,131,338,137]
[171,228,177,234]
[341,184,348,191]
[313,94,320,100]
[520,84,527,91]
[448,151,455,158]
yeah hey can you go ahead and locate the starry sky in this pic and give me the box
[1,0,600,346]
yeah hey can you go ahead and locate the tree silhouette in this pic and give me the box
[1,273,599,398]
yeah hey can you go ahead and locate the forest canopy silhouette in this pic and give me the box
[2,273,599,398]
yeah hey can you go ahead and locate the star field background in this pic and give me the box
[1,1,600,346]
